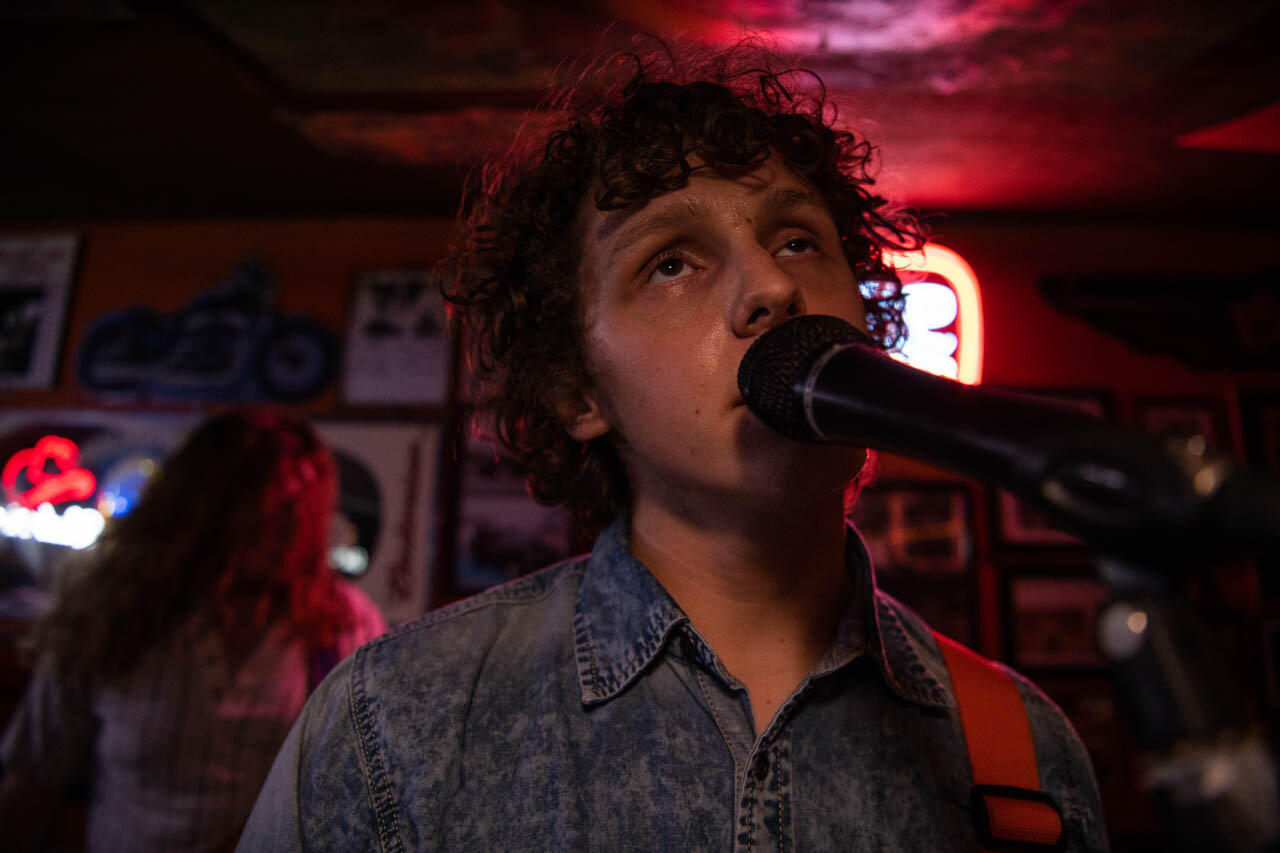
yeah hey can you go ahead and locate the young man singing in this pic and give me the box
[239,40,1107,851]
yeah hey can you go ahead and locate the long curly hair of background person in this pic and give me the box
[440,36,926,535]
[37,409,354,683]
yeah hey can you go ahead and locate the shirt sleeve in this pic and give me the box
[1013,671,1112,853]
[0,656,97,789]
[236,652,382,852]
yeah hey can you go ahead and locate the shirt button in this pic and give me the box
[752,753,769,782]
[680,635,697,661]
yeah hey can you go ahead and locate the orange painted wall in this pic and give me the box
[3,217,454,413]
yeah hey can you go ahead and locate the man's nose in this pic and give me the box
[729,247,805,338]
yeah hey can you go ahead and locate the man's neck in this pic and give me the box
[627,494,851,733]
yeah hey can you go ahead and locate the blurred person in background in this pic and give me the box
[0,409,386,852]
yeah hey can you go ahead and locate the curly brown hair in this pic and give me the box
[441,37,925,535]
[37,409,355,683]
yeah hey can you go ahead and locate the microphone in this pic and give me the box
[737,314,1280,566]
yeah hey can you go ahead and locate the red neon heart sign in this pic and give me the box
[2,435,97,510]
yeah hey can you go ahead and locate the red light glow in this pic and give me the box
[2,435,98,510]
[884,244,984,385]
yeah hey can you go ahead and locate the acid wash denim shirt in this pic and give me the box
[238,520,1108,852]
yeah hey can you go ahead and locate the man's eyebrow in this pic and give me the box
[591,184,829,267]
[760,186,827,219]
[594,197,708,260]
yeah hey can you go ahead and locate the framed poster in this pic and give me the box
[849,481,976,645]
[1265,617,1280,709]
[0,234,80,390]
[990,388,1113,549]
[1240,391,1280,476]
[1134,396,1233,458]
[453,438,573,596]
[315,420,440,625]
[1006,571,1107,671]
[342,269,450,406]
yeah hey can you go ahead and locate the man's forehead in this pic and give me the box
[588,166,829,246]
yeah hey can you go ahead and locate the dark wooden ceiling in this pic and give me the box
[4,0,1280,222]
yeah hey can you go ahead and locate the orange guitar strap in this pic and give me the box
[933,630,1065,852]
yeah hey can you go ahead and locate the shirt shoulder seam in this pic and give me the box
[350,644,406,853]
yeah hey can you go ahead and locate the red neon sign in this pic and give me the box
[2,435,97,510]
[883,245,984,385]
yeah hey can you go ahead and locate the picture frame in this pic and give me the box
[1239,391,1280,476]
[849,481,977,645]
[988,388,1114,549]
[1006,571,1108,671]
[1265,617,1280,709]
[341,268,450,406]
[452,437,574,597]
[1133,396,1233,458]
[0,233,80,390]
[314,420,441,626]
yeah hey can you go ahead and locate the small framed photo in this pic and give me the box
[1265,618,1280,709]
[342,268,450,406]
[453,438,574,596]
[1240,391,1280,476]
[849,482,976,644]
[1134,396,1232,457]
[0,233,80,390]
[314,420,441,626]
[989,388,1113,549]
[1006,572,1107,670]
[995,492,1082,548]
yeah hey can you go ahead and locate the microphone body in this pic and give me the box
[738,315,1280,566]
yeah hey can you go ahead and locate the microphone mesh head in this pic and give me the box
[737,315,869,441]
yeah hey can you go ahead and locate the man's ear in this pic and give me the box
[551,388,612,442]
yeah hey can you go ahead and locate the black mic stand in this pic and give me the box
[1036,435,1280,852]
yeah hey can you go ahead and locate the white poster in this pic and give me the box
[0,233,80,390]
[342,269,449,405]
[316,420,440,625]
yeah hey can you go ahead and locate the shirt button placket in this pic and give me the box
[752,752,769,783]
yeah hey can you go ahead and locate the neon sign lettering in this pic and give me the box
[0,503,105,550]
[2,435,105,550]
[3,435,97,509]
[882,245,984,385]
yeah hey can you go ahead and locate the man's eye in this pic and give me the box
[778,237,817,256]
[649,257,690,284]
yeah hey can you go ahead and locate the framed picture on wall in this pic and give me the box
[0,233,80,390]
[1006,571,1107,671]
[849,481,977,645]
[314,420,441,626]
[453,438,574,596]
[342,268,450,406]
[1239,391,1280,476]
[1265,617,1280,709]
[1133,396,1233,458]
[989,388,1113,549]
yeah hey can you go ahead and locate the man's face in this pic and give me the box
[567,157,870,521]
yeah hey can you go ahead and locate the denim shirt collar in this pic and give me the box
[573,518,951,710]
